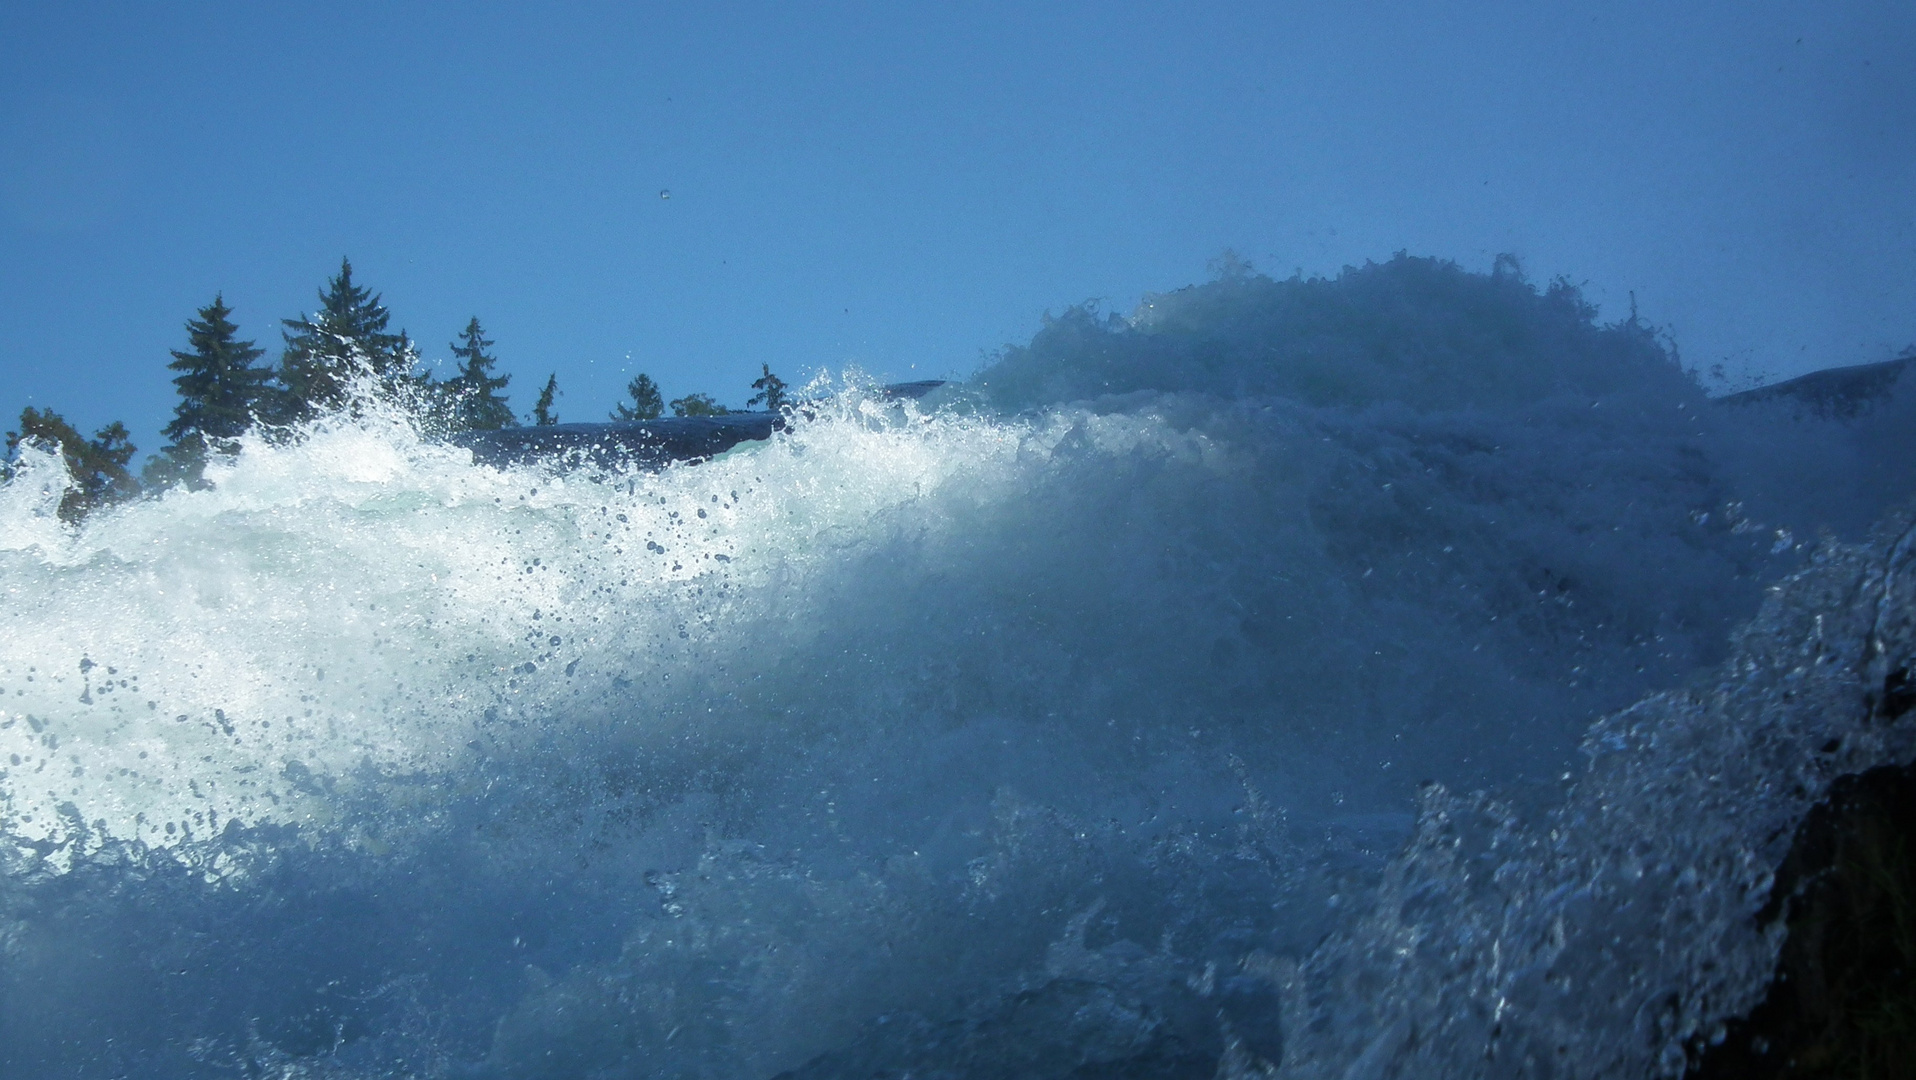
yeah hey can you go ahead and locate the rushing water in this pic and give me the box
[3,260,1913,1078]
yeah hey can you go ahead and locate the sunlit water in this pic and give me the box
[3,263,1913,1078]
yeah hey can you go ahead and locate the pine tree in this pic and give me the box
[530,373,561,425]
[5,407,138,521]
[747,364,788,412]
[611,373,664,421]
[276,258,420,419]
[669,392,729,417]
[153,294,271,482]
[444,317,514,431]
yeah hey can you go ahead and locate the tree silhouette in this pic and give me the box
[530,373,561,425]
[445,317,514,430]
[150,294,272,485]
[747,364,788,412]
[277,258,420,419]
[612,374,664,420]
[669,392,728,417]
[5,407,138,521]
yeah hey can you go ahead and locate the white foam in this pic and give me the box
[0,389,1041,863]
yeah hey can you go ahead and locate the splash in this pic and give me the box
[2,258,1911,1078]
[0,388,1029,864]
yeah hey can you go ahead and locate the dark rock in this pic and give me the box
[453,413,779,469]
[1688,760,1916,1078]
[1717,354,1916,419]
[876,380,949,401]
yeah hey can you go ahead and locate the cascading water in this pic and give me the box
[2,257,1913,1078]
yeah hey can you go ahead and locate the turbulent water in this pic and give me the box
[2,258,1913,1079]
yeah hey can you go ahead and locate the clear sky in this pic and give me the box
[2,1,1912,455]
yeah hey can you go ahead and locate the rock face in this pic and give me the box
[1688,760,1916,1078]
[1717,354,1916,418]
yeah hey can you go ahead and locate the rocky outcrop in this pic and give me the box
[453,412,780,468]
[1717,354,1916,418]
[1686,762,1916,1077]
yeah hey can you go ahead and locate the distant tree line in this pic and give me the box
[3,258,790,521]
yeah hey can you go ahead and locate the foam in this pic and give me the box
[0,388,1035,864]
[2,260,1910,1077]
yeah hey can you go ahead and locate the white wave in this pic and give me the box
[3,263,1911,1076]
[0,389,1037,863]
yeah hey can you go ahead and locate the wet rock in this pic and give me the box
[1688,758,1916,1078]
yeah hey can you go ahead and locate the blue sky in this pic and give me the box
[2,1,1912,455]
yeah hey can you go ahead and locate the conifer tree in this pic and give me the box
[5,407,138,521]
[747,364,788,412]
[444,317,514,430]
[276,258,420,419]
[530,373,561,426]
[152,294,271,482]
[669,392,728,417]
[611,373,664,421]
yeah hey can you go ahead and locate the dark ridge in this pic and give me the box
[878,380,949,401]
[1687,759,1916,1078]
[454,413,779,469]
[453,381,946,468]
[1716,354,1916,419]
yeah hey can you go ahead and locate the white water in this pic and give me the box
[2,262,1913,1078]
[1,391,1036,862]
